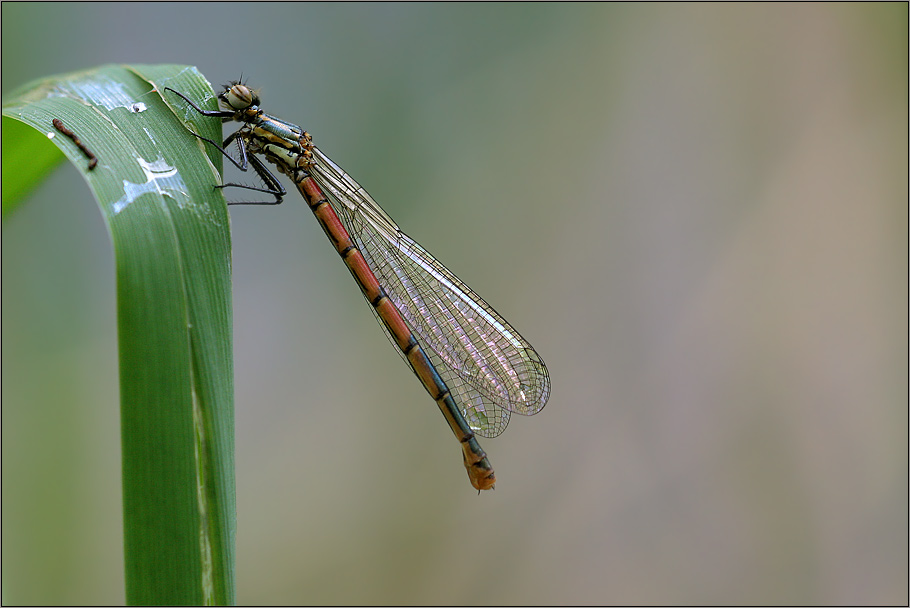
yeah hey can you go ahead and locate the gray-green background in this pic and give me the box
[3,3,907,605]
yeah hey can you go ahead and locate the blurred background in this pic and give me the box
[2,3,906,605]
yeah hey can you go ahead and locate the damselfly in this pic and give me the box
[165,82,550,491]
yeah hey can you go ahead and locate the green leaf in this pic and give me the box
[2,64,235,605]
[1,115,66,215]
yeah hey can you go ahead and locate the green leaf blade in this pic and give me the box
[3,64,235,605]
[0,116,66,215]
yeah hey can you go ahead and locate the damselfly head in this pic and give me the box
[220,82,260,111]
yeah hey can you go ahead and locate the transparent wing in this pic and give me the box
[309,147,549,438]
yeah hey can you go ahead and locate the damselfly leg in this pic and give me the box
[165,87,285,205]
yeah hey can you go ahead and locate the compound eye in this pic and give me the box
[224,84,254,110]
